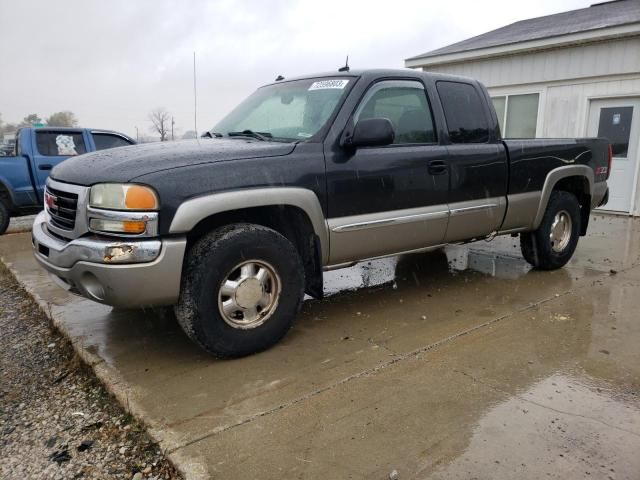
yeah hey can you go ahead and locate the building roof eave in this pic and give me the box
[405,22,640,68]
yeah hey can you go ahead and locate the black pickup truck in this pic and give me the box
[32,69,610,357]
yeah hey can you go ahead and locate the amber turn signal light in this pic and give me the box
[122,220,147,234]
[89,219,147,235]
[125,186,158,210]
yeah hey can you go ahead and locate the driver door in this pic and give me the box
[325,79,450,265]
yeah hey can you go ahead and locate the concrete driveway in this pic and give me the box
[5,214,35,235]
[1,214,639,479]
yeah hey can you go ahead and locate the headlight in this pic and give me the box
[88,183,159,236]
[89,183,159,211]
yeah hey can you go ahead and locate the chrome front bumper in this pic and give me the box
[32,211,186,308]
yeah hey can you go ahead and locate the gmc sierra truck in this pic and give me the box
[32,69,610,357]
[0,127,135,234]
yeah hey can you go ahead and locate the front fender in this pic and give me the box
[169,187,329,263]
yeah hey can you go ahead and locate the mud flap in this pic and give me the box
[521,231,541,268]
[305,235,324,300]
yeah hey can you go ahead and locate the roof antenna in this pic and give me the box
[338,55,349,72]
[275,75,285,81]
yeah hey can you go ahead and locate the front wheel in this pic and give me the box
[0,199,10,235]
[520,191,581,270]
[175,223,305,358]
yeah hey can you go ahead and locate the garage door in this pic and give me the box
[587,98,640,214]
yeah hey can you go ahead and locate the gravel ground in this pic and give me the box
[0,263,183,480]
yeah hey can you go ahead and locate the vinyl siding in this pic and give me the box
[541,77,640,137]
[421,36,640,215]
[422,37,640,88]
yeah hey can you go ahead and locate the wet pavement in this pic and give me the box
[5,214,35,235]
[0,213,639,479]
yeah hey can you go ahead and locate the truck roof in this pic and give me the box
[18,127,135,142]
[22,127,127,135]
[262,68,480,87]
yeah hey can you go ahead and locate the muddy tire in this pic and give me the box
[175,223,305,358]
[0,199,10,235]
[520,191,581,270]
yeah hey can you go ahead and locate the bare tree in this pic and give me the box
[148,108,171,142]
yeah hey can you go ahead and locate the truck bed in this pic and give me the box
[503,138,609,196]
[499,137,610,234]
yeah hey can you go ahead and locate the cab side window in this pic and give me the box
[436,81,489,143]
[92,133,134,151]
[355,81,436,144]
[35,131,87,156]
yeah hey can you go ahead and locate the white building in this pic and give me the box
[406,0,640,215]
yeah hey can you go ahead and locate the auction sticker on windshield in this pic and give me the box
[308,79,349,90]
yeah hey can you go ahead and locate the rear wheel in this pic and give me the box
[520,191,581,270]
[175,223,305,358]
[0,199,10,235]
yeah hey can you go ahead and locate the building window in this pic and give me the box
[597,106,633,157]
[491,93,539,138]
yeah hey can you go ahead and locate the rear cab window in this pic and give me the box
[436,81,490,144]
[92,133,134,151]
[35,131,87,156]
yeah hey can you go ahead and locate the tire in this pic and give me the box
[175,223,305,358]
[0,199,10,235]
[520,191,581,270]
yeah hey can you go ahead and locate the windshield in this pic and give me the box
[211,78,352,142]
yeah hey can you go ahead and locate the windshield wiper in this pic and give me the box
[201,131,223,138]
[227,130,272,141]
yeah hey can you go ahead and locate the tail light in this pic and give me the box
[607,144,613,179]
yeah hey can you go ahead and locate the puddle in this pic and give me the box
[322,245,532,296]
[428,373,640,479]
[445,244,532,279]
[323,257,398,296]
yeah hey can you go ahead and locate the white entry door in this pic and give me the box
[587,98,640,214]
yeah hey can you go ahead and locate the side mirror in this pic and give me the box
[348,118,395,148]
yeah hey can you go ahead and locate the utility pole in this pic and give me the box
[135,126,139,142]
[193,51,198,137]
[171,116,175,141]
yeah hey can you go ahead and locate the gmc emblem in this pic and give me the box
[45,191,58,212]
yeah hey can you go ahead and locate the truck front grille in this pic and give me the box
[45,186,78,231]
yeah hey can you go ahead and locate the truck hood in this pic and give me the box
[50,138,296,185]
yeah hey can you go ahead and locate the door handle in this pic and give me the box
[39,164,53,171]
[428,160,447,175]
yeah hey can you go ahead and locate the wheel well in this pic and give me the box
[553,176,591,235]
[186,205,323,298]
[0,183,13,209]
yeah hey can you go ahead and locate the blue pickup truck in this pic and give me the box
[0,127,135,234]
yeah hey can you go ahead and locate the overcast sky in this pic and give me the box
[1,0,591,139]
